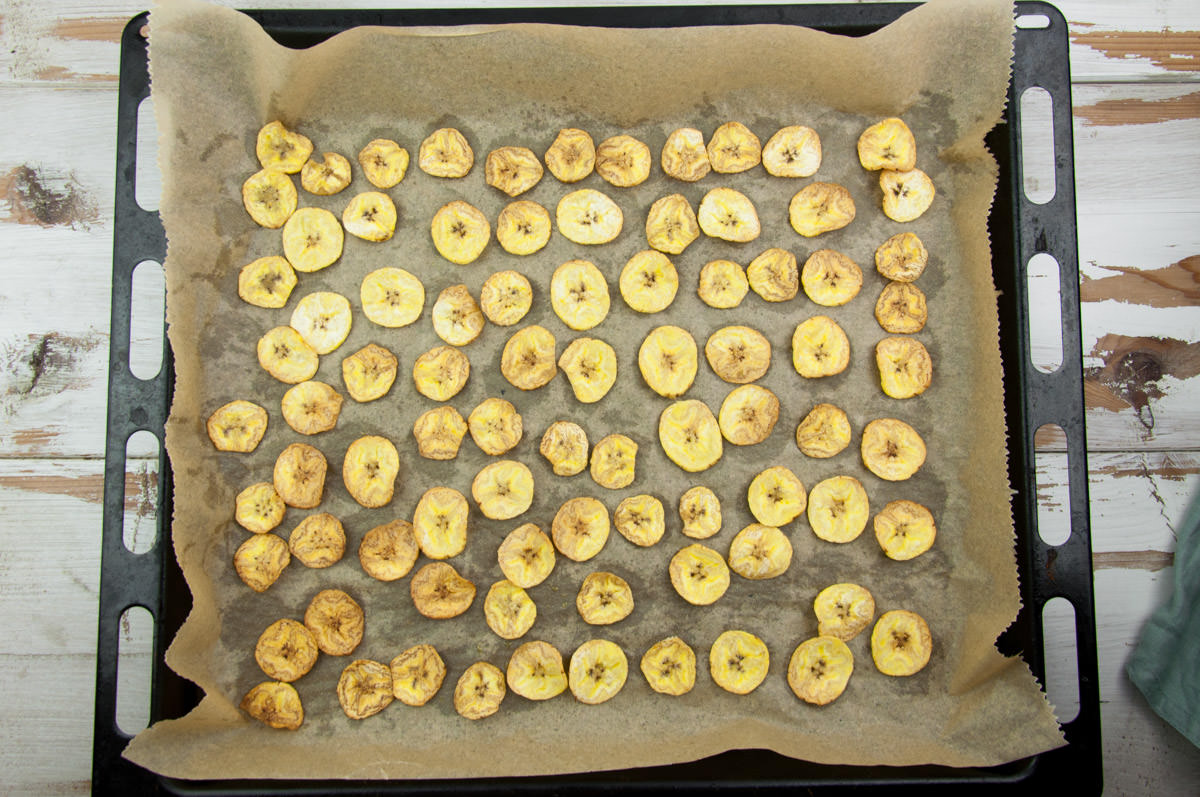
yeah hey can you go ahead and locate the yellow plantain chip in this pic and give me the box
[358,138,409,189]
[486,146,544,197]
[697,187,761,242]
[419,127,474,178]
[718,384,780,446]
[256,120,312,173]
[507,640,568,701]
[242,168,297,228]
[576,571,634,626]
[472,459,534,521]
[291,291,352,355]
[238,255,297,309]
[412,345,470,401]
[273,442,327,509]
[304,588,363,656]
[544,128,596,183]
[697,259,749,309]
[873,499,937,560]
[880,168,936,222]
[390,644,446,706]
[802,249,863,307]
[595,134,652,187]
[640,636,697,696]
[861,418,926,481]
[300,151,351,196]
[255,618,318,682]
[661,127,710,182]
[658,400,723,473]
[707,121,762,173]
[556,189,623,245]
[679,486,722,540]
[857,117,916,171]
[455,661,506,719]
[413,486,469,559]
[669,543,730,605]
[645,193,700,255]
[430,200,491,265]
[788,182,855,238]
[871,609,932,676]
[747,247,799,303]
[791,315,850,378]
[620,250,679,314]
[234,533,290,593]
[257,326,319,384]
[807,475,869,543]
[411,561,476,620]
[342,435,400,508]
[281,207,343,272]
[705,325,771,384]
[468,397,523,456]
[795,402,852,459]
[814,582,876,641]
[412,405,468,461]
[484,579,537,640]
[614,494,665,547]
[241,681,303,730]
[551,259,610,331]
[787,636,853,706]
[337,659,394,720]
[875,231,929,282]
[762,125,822,178]
[496,200,552,256]
[280,380,343,435]
[341,343,398,403]
[480,270,533,326]
[501,325,556,390]
[551,496,610,562]
[539,420,589,477]
[728,523,793,580]
[590,433,637,489]
[747,465,806,527]
[569,639,628,705]
[207,399,268,452]
[497,523,557,588]
[638,325,698,399]
[875,281,928,334]
[876,336,933,398]
[559,337,618,404]
[287,512,346,568]
[358,518,419,581]
[235,481,286,534]
[708,630,769,695]
[360,267,424,328]
[432,284,485,346]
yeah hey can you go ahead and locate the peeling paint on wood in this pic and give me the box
[1080,255,1200,308]
[2,331,104,407]
[1093,459,1200,481]
[1093,550,1175,571]
[1,165,98,228]
[1071,30,1200,72]
[51,17,127,43]
[1075,91,1200,126]
[1084,335,1200,430]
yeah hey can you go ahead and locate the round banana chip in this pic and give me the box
[707,121,762,174]
[802,249,863,307]
[472,460,534,520]
[861,418,926,481]
[807,475,870,543]
[880,168,936,222]
[875,231,928,282]
[342,435,400,508]
[697,259,749,309]
[658,400,723,473]
[413,486,469,559]
[480,270,533,326]
[290,291,352,355]
[718,384,780,446]
[551,260,610,331]
[287,512,346,568]
[788,182,855,238]
[208,399,269,453]
[551,496,610,562]
[454,661,506,720]
[614,494,665,547]
[419,127,474,178]
[661,127,711,182]
[358,138,409,189]
[727,523,793,580]
[705,325,771,384]
[871,609,932,676]
[747,247,799,303]
[679,486,722,540]
[255,618,318,682]
[640,636,697,696]
[337,659,394,720]
[590,433,637,490]
[467,397,523,455]
[235,481,285,534]
[645,193,699,255]
[669,543,730,605]
[390,644,446,706]
[486,146,544,197]
[273,442,327,509]
[576,571,634,625]
[791,315,850,378]
[281,380,343,436]
[281,207,343,272]
[300,151,351,196]
[595,134,652,187]
[709,630,769,695]
[507,640,568,701]
[638,325,697,398]
[501,325,557,390]
[874,499,937,560]
[857,117,917,172]
[747,465,807,527]
[557,188,623,245]
[496,200,552,255]
[304,588,363,656]
[341,343,398,403]
[698,187,761,242]
[762,125,822,178]
[358,519,419,582]
[430,200,490,264]
[875,281,928,334]
[411,562,476,620]
[256,121,313,173]
[484,579,537,640]
[795,402,852,459]
[539,420,589,477]
[544,128,596,183]
[360,267,424,328]
[497,523,557,588]
[412,405,468,461]
[876,337,933,399]
[241,681,303,730]
[814,582,876,641]
[238,255,297,309]
[234,533,290,593]
[412,345,470,401]
[787,636,853,706]
[257,326,319,384]
[569,639,628,705]
[432,284,485,346]
[242,168,297,229]
[560,337,618,404]
[620,250,679,313]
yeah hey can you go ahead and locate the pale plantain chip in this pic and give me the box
[303,588,363,656]
[551,259,610,331]
[559,337,618,404]
[709,630,769,695]
[747,465,807,527]
[728,523,793,580]
[552,496,610,562]
[467,397,523,455]
[875,281,928,334]
[255,618,318,682]
[787,636,853,706]
[577,571,634,625]
[235,482,286,534]
[411,561,476,620]
[413,486,469,559]
[208,399,268,452]
[762,125,822,178]
[568,639,628,705]
[705,326,771,384]
[300,151,351,196]
[539,420,589,476]
[497,523,557,588]
[337,659,394,720]
[257,326,318,384]
[432,284,485,346]
[431,200,491,265]
[358,138,409,189]
[802,249,863,307]
[455,662,506,720]
[880,168,935,222]
[679,486,722,540]
[256,121,312,173]
[795,402,851,459]
[871,609,932,676]
[484,579,537,640]
[281,380,343,435]
[291,291,352,355]
[358,519,419,581]
[590,433,637,489]
[390,644,446,706]
[640,636,697,696]
[875,231,928,282]
[486,146,544,197]
[707,121,762,173]
[241,681,303,730]
[620,250,679,314]
[273,443,327,509]
[791,315,850,378]
[341,343,398,403]
[360,267,424,328]
[238,255,297,309]
[669,543,730,605]
[287,512,346,568]
[506,640,567,701]
[807,475,870,543]
[242,169,296,229]
[556,189,622,245]
[613,494,666,547]
[814,582,876,641]
[873,499,937,560]
[638,325,697,399]
[861,418,926,481]
[788,182,855,238]
[501,325,556,390]
[412,345,470,401]
[419,127,474,178]
[480,270,533,326]
[544,128,595,183]
[658,400,723,472]
[876,336,933,398]
[234,533,290,593]
[660,127,710,182]
[857,117,916,171]
[718,384,780,446]
[698,187,760,242]
[595,134,652,187]
[412,405,468,461]
[342,435,400,508]
[496,200,552,255]
[747,247,799,303]
[281,207,343,272]
[697,259,749,309]
[645,193,699,255]
[472,459,534,520]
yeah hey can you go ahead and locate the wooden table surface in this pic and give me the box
[1,0,1197,793]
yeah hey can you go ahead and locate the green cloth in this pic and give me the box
[1127,485,1200,748]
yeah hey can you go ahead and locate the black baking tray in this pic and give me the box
[94,3,1099,793]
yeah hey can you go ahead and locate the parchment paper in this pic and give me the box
[126,0,1065,779]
